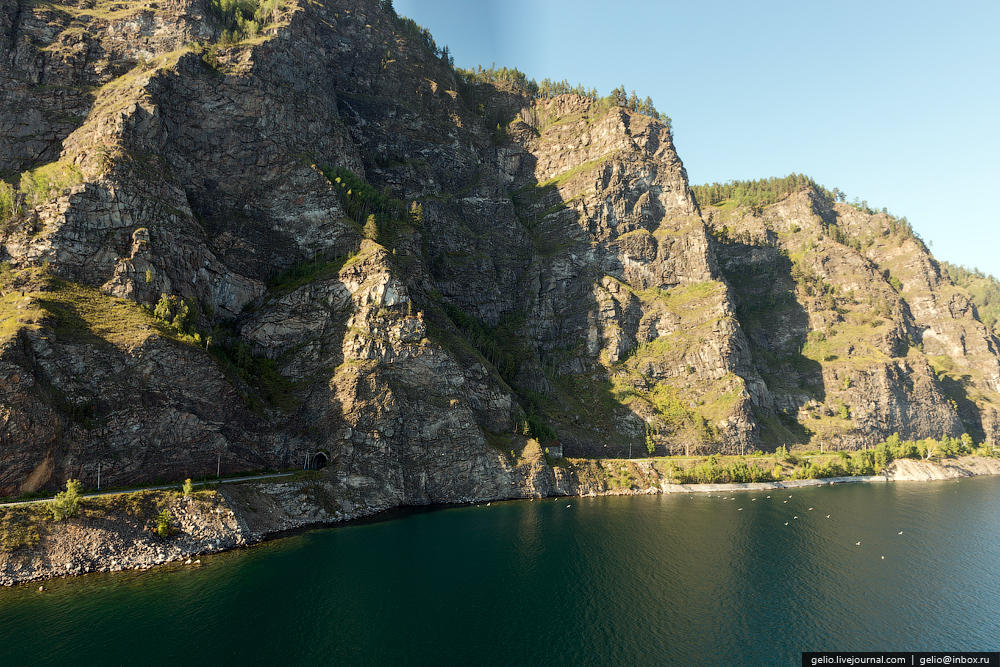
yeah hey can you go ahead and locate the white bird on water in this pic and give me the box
[784,522,789,526]
[856,541,862,546]
[766,495,771,498]
[898,531,904,535]
[826,515,831,518]
[793,515,798,519]
[566,504,571,508]
[881,556,885,560]
[808,507,814,511]
[738,508,743,511]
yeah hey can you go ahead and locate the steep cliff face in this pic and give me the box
[702,189,1000,448]
[1,0,997,500]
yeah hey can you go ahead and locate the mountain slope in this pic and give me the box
[1,0,998,500]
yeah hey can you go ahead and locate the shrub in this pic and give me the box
[49,479,83,521]
[155,510,173,538]
[182,478,193,498]
[321,165,408,244]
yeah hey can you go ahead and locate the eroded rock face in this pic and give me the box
[1,0,999,500]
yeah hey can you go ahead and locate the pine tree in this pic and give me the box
[409,201,423,225]
[613,85,627,106]
[153,293,173,323]
[363,213,379,242]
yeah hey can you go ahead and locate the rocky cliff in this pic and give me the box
[2,0,998,503]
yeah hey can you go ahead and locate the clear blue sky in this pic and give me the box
[395,0,1000,276]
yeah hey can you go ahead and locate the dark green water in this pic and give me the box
[2,477,999,666]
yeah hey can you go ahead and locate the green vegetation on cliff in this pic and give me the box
[0,160,82,229]
[456,65,670,127]
[207,0,285,43]
[321,165,416,246]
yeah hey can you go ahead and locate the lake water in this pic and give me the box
[2,477,999,665]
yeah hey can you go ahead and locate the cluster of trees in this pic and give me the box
[692,175,929,255]
[783,432,989,480]
[455,65,669,125]
[442,301,519,383]
[457,64,537,92]
[536,78,599,101]
[439,300,555,443]
[942,262,1000,333]
[607,85,668,124]
[207,0,283,43]
[153,293,198,336]
[668,455,775,484]
[321,165,417,244]
[457,65,599,102]
[204,322,297,411]
[691,173,835,209]
[387,6,672,131]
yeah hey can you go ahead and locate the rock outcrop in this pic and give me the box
[2,0,1000,508]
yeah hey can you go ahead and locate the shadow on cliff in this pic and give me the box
[712,236,825,447]
[935,371,987,442]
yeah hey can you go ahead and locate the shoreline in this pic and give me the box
[3,455,999,588]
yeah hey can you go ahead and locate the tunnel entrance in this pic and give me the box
[310,452,329,470]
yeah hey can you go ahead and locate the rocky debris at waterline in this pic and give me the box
[886,456,1000,481]
[0,491,246,587]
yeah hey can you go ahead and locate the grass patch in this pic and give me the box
[266,252,358,298]
[537,155,611,189]
[0,267,200,349]
[0,504,49,553]
[17,160,82,208]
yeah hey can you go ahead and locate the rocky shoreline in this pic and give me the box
[2,456,999,587]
